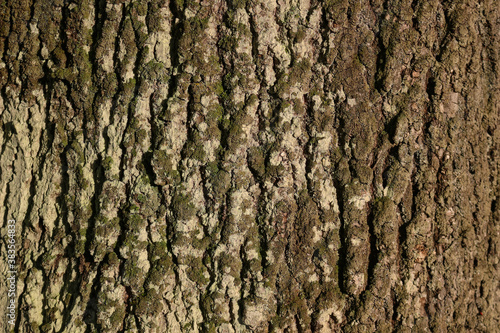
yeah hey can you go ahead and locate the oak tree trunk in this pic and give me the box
[0,0,499,332]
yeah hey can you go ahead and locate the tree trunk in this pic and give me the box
[0,0,499,332]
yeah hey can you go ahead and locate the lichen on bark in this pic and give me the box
[0,0,499,332]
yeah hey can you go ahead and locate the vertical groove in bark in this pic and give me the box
[0,0,498,332]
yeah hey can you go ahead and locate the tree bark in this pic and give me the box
[0,0,499,332]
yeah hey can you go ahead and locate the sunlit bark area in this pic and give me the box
[0,0,499,332]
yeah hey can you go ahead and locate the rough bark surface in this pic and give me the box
[0,0,499,332]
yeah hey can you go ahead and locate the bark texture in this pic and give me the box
[0,0,499,332]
